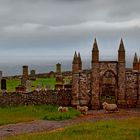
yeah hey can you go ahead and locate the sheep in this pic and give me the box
[58,106,68,112]
[77,105,88,115]
[102,102,118,112]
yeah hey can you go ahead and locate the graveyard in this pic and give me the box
[1,0,140,139]
[0,43,140,140]
[5,77,56,92]
[0,20,140,140]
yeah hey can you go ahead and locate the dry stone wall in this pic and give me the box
[0,90,71,107]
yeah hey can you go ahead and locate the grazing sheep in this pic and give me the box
[77,105,88,115]
[58,106,68,112]
[102,102,118,112]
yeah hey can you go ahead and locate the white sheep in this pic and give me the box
[102,102,118,112]
[58,106,68,112]
[77,105,88,115]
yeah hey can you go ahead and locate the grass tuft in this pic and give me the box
[43,107,80,121]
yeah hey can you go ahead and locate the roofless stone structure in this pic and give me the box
[72,39,140,109]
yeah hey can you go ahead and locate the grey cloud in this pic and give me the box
[0,0,140,59]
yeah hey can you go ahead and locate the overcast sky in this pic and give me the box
[0,0,140,65]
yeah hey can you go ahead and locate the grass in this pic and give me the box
[43,108,80,121]
[0,105,80,125]
[6,79,21,92]
[31,77,56,90]
[4,117,140,140]
[5,78,56,92]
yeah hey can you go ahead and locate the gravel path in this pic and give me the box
[0,109,140,138]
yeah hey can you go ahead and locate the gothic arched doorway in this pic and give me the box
[100,70,117,107]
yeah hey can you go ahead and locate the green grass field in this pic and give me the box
[0,105,80,125]
[4,118,140,140]
[6,78,56,92]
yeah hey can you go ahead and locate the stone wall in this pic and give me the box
[79,72,91,106]
[99,62,118,76]
[126,70,138,107]
[71,70,91,107]
[0,90,72,107]
[91,63,100,109]
[72,66,140,109]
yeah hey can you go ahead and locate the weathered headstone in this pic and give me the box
[64,78,69,84]
[36,84,41,92]
[26,80,32,92]
[0,71,2,80]
[56,75,64,84]
[30,70,36,80]
[1,79,6,92]
[45,84,51,91]
[55,84,63,90]
[49,71,55,78]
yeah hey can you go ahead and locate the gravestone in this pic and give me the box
[30,70,36,80]
[26,80,32,92]
[56,76,64,84]
[64,78,69,84]
[49,71,55,78]
[55,84,63,90]
[36,84,42,92]
[45,84,51,91]
[1,79,6,92]
[0,71,2,80]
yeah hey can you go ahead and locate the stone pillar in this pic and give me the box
[133,53,139,71]
[117,63,127,107]
[91,38,100,110]
[91,63,100,109]
[117,39,127,108]
[26,80,32,93]
[71,73,80,106]
[21,65,29,86]
[78,53,82,71]
[72,52,79,73]
[137,73,140,107]
[56,63,61,74]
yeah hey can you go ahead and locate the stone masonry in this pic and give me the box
[72,38,140,109]
[0,90,71,107]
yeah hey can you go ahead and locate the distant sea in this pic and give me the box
[0,58,132,76]
[0,59,72,76]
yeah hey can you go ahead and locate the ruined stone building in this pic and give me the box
[72,39,140,109]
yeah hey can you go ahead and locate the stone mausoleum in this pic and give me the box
[71,38,140,109]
